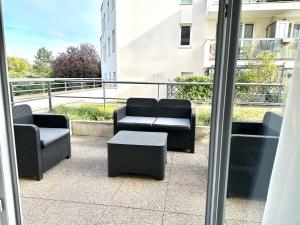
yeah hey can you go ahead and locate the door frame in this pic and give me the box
[0,1,23,224]
[205,0,242,224]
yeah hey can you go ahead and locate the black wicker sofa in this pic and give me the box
[227,112,283,199]
[12,104,71,181]
[114,98,195,153]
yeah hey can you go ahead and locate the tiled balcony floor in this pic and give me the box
[19,136,265,225]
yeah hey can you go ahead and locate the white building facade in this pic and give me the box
[100,0,208,84]
[100,0,300,96]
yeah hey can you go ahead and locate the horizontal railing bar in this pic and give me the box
[12,96,49,104]
[9,78,283,87]
[13,88,45,93]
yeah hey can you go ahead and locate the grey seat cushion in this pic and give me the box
[153,117,191,130]
[118,116,156,126]
[39,128,70,147]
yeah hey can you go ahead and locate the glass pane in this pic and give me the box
[3,0,221,224]
[244,24,253,38]
[181,26,191,45]
[225,1,300,224]
[293,24,300,38]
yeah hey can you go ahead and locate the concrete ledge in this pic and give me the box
[71,120,114,137]
[71,120,210,142]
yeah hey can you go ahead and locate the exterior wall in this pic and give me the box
[100,0,300,98]
[100,0,117,82]
[102,0,208,98]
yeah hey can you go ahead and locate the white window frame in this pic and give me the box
[179,24,192,48]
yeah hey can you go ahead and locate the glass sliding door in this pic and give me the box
[207,0,300,224]
[0,1,22,224]
[206,0,242,224]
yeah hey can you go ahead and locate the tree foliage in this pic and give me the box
[33,47,53,77]
[52,44,101,78]
[7,56,32,78]
[236,45,279,83]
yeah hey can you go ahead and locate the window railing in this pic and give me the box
[208,38,299,60]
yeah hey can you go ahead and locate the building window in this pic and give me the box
[108,37,111,56]
[112,30,115,53]
[180,0,192,5]
[180,25,191,46]
[289,23,300,39]
[181,72,193,77]
[239,23,254,38]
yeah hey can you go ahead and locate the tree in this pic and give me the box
[7,56,32,77]
[51,44,101,78]
[33,47,53,77]
[236,45,279,83]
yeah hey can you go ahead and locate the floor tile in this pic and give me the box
[110,179,168,210]
[163,212,205,225]
[99,206,163,225]
[165,184,207,216]
[41,200,106,225]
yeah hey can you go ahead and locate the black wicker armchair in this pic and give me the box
[227,112,283,199]
[113,98,196,153]
[12,104,71,181]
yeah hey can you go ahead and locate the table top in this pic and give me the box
[107,131,168,147]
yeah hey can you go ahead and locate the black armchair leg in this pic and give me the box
[36,172,43,181]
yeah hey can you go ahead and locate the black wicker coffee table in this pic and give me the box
[107,131,168,180]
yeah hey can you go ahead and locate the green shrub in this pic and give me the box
[52,104,118,121]
[172,75,213,101]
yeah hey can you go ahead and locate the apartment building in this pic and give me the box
[204,0,300,75]
[100,0,207,86]
[100,0,300,96]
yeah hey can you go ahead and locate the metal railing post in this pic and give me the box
[157,84,160,99]
[47,81,52,111]
[64,81,67,91]
[9,82,14,105]
[94,81,96,88]
[42,82,46,94]
[103,82,106,110]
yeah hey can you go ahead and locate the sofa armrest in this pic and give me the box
[191,108,196,126]
[113,105,126,134]
[232,121,263,135]
[13,124,43,177]
[230,134,279,163]
[190,108,196,153]
[33,114,69,128]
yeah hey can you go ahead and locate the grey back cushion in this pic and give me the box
[126,98,158,117]
[156,99,191,118]
[262,112,283,136]
[12,104,34,124]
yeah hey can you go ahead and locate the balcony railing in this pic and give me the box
[9,78,286,112]
[208,38,299,61]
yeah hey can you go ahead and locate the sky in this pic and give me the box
[3,0,101,63]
